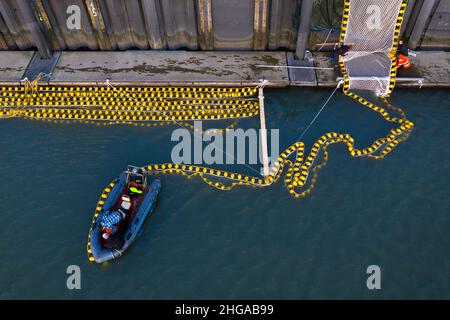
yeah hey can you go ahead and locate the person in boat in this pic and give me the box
[396,40,411,69]
[99,195,132,249]
[128,174,145,196]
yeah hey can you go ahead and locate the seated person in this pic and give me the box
[396,40,411,69]
[397,40,409,56]
[99,195,131,249]
[128,176,144,196]
[100,210,124,249]
[118,195,131,216]
[100,196,131,232]
[100,210,122,234]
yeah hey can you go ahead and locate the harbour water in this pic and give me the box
[0,88,448,299]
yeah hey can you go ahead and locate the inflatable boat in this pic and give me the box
[88,166,161,263]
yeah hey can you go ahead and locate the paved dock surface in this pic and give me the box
[402,51,450,88]
[0,50,448,88]
[313,53,338,88]
[0,51,34,85]
[50,51,288,87]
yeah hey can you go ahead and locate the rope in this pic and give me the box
[316,28,334,52]
[297,80,343,142]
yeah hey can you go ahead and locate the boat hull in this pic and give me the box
[89,174,161,263]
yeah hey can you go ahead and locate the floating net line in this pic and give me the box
[0,82,259,123]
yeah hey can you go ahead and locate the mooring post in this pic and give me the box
[258,80,270,177]
[295,0,314,60]
[16,0,51,59]
[408,0,438,50]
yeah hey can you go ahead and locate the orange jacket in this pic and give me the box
[397,54,411,69]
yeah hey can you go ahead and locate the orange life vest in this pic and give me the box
[397,54,411,69]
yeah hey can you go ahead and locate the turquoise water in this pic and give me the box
[0,88,448,299]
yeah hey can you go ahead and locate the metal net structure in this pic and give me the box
[340,0,406,96]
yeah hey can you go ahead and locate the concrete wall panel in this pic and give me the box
[0,0,447,52]
[420,0,450,49]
